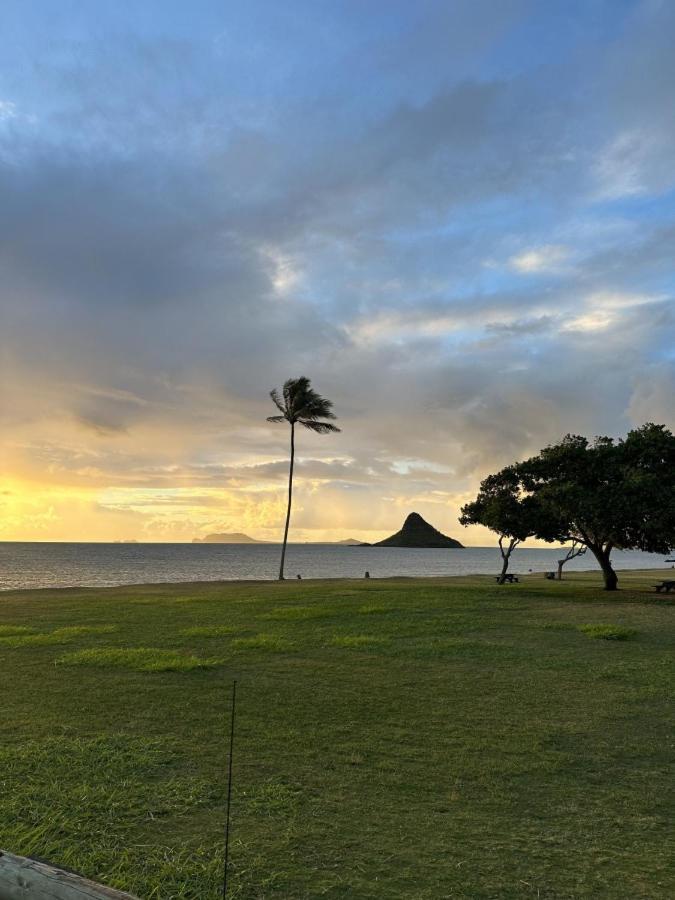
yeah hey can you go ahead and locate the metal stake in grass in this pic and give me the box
[223,679,237,898]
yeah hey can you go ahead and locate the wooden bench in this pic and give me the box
[654,580,675,593]
[495,573,519,583]
[0,849,139,898]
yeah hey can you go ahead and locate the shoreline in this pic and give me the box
[1,567,673,596]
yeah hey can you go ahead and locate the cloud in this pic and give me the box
[562,291,667,333]
[627,364,675,430]
[0,100,18,121]
[593,131,654,200]
[509,245,570,274]
[485,315,557,336]
[1,0,674,542]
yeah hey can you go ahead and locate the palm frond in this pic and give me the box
[299,420,341,434]
[295,396,336,420]
[283,376,310,414]
[297,408,336,422]
[269,388,287,416]
[268,376,339,432]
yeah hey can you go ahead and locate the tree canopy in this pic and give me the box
[460,423,675,591]
[516,423,675,589]
[459,466,552,581]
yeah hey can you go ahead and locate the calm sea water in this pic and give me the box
[0,542,671,591]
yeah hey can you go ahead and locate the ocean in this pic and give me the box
[0,542,671,591]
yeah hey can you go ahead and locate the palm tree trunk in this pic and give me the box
[279,423,295,580]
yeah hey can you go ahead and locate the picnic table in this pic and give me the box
[495,573,519,583]
[654,580,675,593]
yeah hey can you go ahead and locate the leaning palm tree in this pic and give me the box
[267,377,340,580]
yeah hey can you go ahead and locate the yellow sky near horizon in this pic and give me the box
[0,473,551,547]
[3,371,671,548]
[2,389,668,549]
[0,400,503,545]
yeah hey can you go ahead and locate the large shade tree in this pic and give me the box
[267,377,340,580]
[459,466,549,583]
[516,423,675,590]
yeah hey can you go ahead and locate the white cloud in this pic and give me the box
[562,290,663,333]
[509,245,569,274]
[593,131,650,199]
[0,100,18,120]
[347,310,461,345]
[593,129,675,200]
[259,245,303,296]
[589,290,661,311]
[562,311,614,333]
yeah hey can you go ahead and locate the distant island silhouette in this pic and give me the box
[192,532,268,544]
[310,538,362,545]
[359,512,464,548]
[192,533,362,545]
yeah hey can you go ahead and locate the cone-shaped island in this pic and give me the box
[363,512,464,548]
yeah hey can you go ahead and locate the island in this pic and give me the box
[192,532,268,544]
[331,538,362,545]
[360,512,464,548]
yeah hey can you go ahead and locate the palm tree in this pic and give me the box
[267,377,340,580]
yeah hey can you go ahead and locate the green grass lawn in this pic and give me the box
[1,570,673,899]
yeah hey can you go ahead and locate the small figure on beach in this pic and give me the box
[297,574,302,580]
[364,571,370,579]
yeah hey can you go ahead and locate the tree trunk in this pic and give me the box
[278,423,295,581]
[497,544,511,584]
[588,544,618,591]
[557,559,564,580]
[600,558,618,591]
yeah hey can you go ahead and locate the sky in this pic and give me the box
[1,0,674,545]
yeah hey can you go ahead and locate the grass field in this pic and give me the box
[1,570,673,899]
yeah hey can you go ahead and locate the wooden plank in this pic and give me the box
[0,851,139,900]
